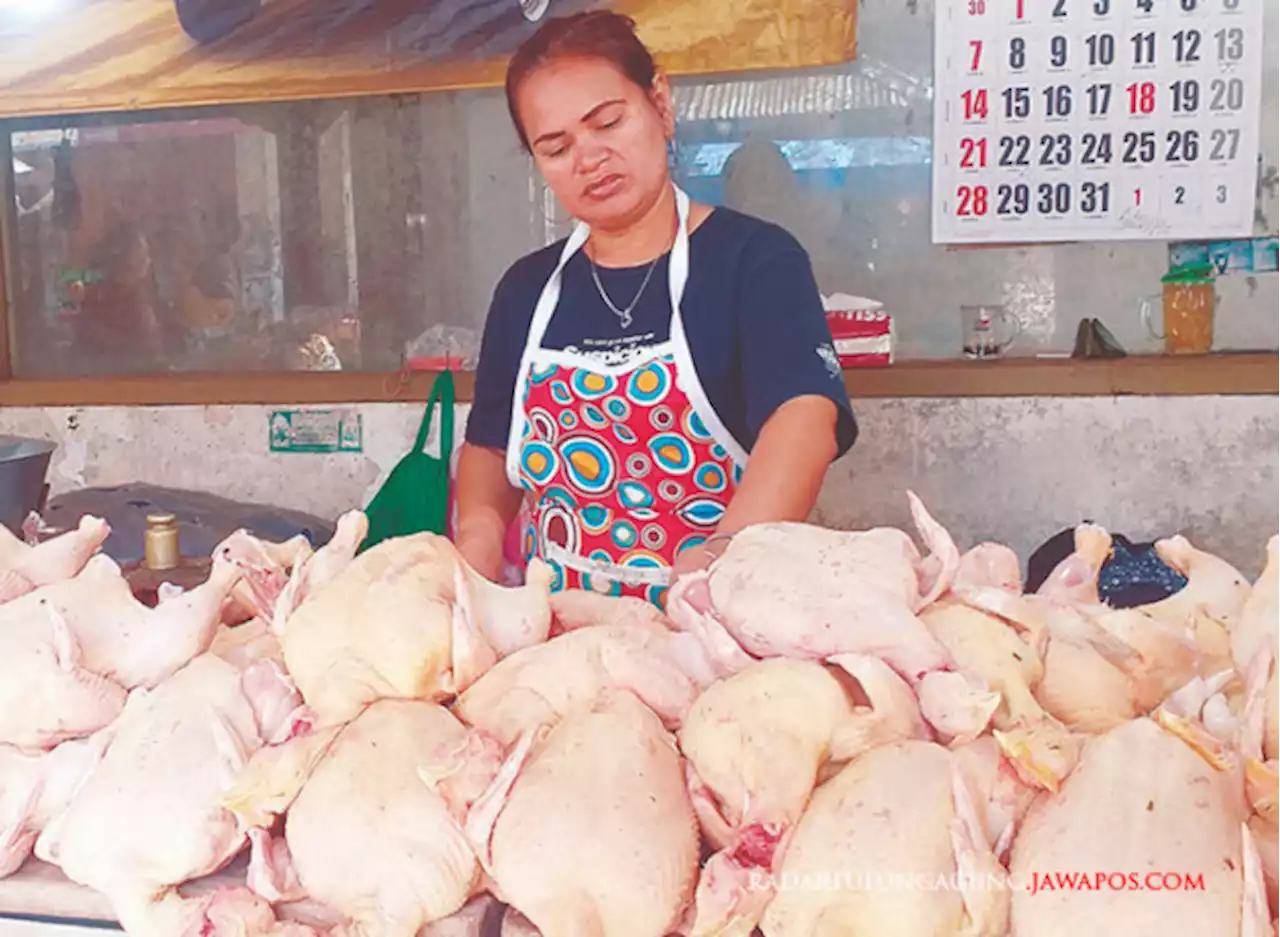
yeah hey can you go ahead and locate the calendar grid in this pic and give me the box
[932,0,1264,244]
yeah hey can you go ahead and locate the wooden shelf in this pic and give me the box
[0,370,476,407]
[844,353,1279,398]
[0,354,1273,408]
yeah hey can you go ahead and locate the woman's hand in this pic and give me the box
[668,543,715,587]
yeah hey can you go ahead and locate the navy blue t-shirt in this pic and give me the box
[465,207,858,461]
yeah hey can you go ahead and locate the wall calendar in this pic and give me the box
[932,0,1265,244]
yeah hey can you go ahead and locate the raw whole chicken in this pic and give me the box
[0,516,109,604]
[214,527,314,624]
[680,655,929,937]
[1008,716,1268,937]
[0,733,109,878]
[467,691,700,937]
[35,653,306,937]
[270,511,369,635]
[918,600,1079,791]
[280,532,552,725]
[40,553,243,689]
[1141,534,1252,632]
[953,587,1192,737]
[0,593,127,750]
[760,740,1008,937]
[454,622,708,746]
[668,493,996,742]
[242,699,503,937]
[669,492,959,675]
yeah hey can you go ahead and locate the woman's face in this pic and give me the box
[516,56,674,234]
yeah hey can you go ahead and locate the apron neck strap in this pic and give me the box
[526,184,692,351]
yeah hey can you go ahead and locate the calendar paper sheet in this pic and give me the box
[932,0,1264,244]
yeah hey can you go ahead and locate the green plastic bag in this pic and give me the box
[360,369,455,553]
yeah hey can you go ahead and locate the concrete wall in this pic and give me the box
[2,396,1275,577]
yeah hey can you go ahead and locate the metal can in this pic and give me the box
[144,513,180,571]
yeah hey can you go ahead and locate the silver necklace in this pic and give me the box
[588,252,661,330]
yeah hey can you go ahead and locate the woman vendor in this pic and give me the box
[455,10,858,607]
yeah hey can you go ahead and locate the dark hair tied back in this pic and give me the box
[505,11,658,151]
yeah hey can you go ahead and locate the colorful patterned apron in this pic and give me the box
[505,187,747,608]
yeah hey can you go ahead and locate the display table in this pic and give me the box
[0,859,246,930]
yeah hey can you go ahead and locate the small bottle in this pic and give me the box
[144,513,180,571]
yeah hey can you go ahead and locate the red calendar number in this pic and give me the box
[960,137,989,168]
[1134,188,1143,206]
[968,0,986,14]
[962,89,990,120]
[1127,81,1157,114]
[957,185,990,217]
[969,40,984,70]
[1015,0,1025,18]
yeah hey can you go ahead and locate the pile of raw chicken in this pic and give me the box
[0,492,1275,937]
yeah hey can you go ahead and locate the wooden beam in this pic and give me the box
[0,355,1274,408]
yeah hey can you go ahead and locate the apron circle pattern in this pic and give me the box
[676,497,726,528]
[571,370,615,399]
[627,363,670,405]
[650,433,694,475]
[559,437,617,495]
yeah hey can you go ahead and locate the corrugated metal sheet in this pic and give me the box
[674,61,930,122]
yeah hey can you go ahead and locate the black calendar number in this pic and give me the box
[1080,181,1111,213]
[1037,182,1072,214]
[1087,83,1113,115]
[1050,35,1070,67]
[1210,78,1245,111]
[1086,33,1116,65]
[1165,129,1200,162]
[1093,0,1111,13]
[1003,86,1033,119]
[1215,27,1245,61]
[1209,128,1241,160]
[1222,0,1240,8]
[1180,0,1197,10]
[999,134,1033,166]
[1171,79,1200,113]
[1053,0,1067,16]
[1081,132,1114,164]
[1122,131,1157,163]
[1009,37,1027,69]
[1043,84,1073,118]
[1173,29,1201,62]
[1216,185,1228,204]
[1039,133,1073,166]
[1131,31,1157,65]
[1135,0,1153,11]
[997,183,1031,216]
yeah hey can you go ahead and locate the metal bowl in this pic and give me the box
[0,436,57,536]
